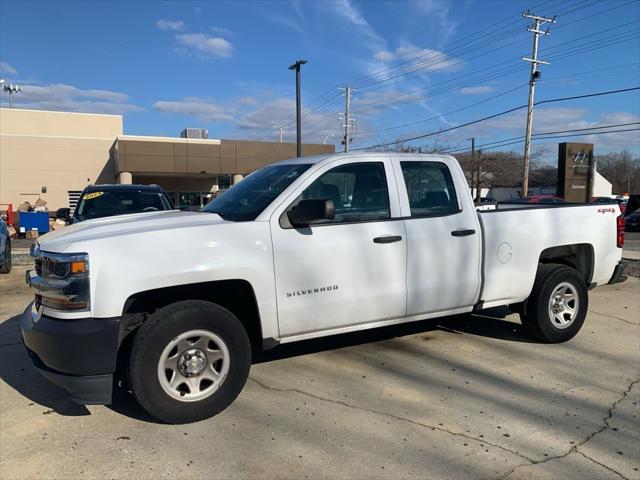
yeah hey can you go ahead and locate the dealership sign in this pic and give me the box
[557,143,595,203]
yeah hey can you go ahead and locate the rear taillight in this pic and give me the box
[617,215,625,248]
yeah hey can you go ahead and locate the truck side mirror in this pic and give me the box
[56,208,72,224]
[287,199,335,228]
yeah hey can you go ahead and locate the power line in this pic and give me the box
[360,61,640,137]
[352,86,640,151]
[250,0,637,141]
[445,122,640,153]
[452,127,640,154]
[358,84,529,136]
[251,0,566,138]
[352,18,639,116]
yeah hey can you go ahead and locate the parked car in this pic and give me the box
[624,208,640,231]
[22,153,626,423]
[0,220,11,274]
[56,184,175,224]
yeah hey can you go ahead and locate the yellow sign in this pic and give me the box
[83,192,104,200]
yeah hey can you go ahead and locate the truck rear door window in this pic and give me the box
[401,161,459,217]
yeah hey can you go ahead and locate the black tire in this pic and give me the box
[520,263,588,343]
[128,300,251,424]
[0,240,11,274]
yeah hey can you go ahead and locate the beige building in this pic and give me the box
[0,108,334,213]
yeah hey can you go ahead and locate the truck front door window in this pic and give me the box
[299,162,390,224]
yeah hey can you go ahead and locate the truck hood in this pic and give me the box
[38,210,226,253]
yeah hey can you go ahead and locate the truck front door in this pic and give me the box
[270,158,407,338]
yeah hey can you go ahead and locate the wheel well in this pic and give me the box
[538,244,594,285]
[120,280,263,353]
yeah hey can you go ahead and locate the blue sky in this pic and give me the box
[1,0,638,159]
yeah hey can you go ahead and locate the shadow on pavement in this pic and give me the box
[0,315,91,416]
[1,305,536,422]
[254,306,535,364]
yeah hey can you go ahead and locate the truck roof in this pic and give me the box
[273,152,454,166]
[83,184,164,192]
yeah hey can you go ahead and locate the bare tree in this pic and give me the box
[595,150,640,194]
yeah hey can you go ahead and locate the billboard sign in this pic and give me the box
[557,142,595,203]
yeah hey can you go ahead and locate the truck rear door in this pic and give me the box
[392,157,482,316]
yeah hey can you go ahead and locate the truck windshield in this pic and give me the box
[202,164,312,221]
[75,190,173,221]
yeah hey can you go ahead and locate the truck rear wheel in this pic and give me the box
[128,300,251,424]
[520,263,588,343]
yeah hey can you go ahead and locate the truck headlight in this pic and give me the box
[27,249,90,312]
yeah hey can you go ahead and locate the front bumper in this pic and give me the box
[20,302,120,404]
[608,261,627,285]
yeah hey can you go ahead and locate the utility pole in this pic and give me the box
[273,125,286,143]
[288,60,308,157]
[476,148,483,202]
[340,85,352,153]
[521,10,556,197]
[468,137,478,201]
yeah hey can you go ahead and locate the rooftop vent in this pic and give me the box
[180,128,209,139]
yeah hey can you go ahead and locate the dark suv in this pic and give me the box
[57,184,174,224]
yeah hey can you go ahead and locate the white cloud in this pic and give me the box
[175,33,234,58]
[237,98,342,143]
[0,61,17,75]
[0,83,143,114]
[354,88,430,114]
[459,85,495,95]
[156,19,185,31]
[210,26,232,36]
[154,98,235,123]
[324,0,386,49]
[412,0,458,44]
[374,44,461,73]
[260,11,304,34]
[374,50,395,62]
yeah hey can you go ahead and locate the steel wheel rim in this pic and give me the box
[157,329,230,402]
[547,282,579,329]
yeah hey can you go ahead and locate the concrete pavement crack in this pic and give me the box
[574,450,630,480]
[589,310,639,326]
[494,378,639,480]
[248,376,534,464]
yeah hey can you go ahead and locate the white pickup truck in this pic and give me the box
[21,153,626,423]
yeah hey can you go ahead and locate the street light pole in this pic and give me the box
[289,60,308,157]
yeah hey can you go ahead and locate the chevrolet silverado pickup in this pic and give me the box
[21,153,627,423]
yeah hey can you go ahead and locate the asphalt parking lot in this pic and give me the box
[1,265,638,480]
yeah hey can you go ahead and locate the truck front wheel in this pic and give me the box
[128,300,251,423]
[520,264,588,343]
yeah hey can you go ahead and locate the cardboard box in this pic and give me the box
[17,201,32,212]
[26,230,39,240]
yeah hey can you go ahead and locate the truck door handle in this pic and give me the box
[373,235,403,244]
[451,229,476,237]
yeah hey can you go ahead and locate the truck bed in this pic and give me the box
[477,203,622,309]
